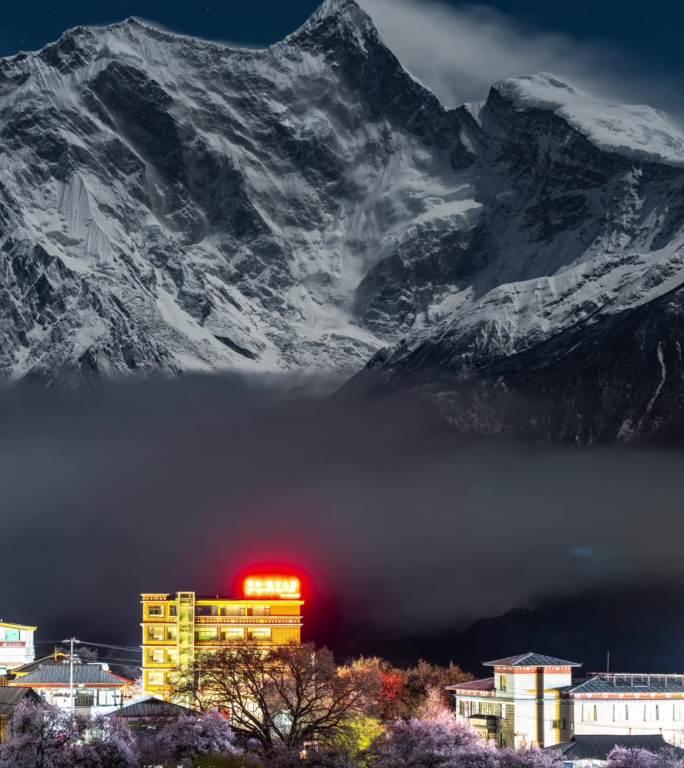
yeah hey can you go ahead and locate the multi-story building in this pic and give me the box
[450,652,684,751]
[448,653,580,749]
[0,621,36,672]
[141,575,303,700]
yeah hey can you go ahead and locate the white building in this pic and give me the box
[449,652,684,751]
[0,621,36,672]
[9,662,130,715]
[571,673,684,747]
[448,652,579,748]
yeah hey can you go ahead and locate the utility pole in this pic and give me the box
[63,638,79,713]
[607,651,610,674]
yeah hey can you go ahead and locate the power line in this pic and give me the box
[35,639,141,654]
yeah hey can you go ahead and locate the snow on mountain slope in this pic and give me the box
[4,0,684,443]
[0,0,474,382]
[347,70,684,442]
[492,73,684,166]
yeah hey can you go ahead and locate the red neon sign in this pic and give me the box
[243,576,301,599]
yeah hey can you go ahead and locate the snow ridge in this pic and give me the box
[493,73,684,165]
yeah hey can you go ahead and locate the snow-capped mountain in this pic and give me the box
[349,72,684,442]
[2,0,684,442]
[0,0,474,381]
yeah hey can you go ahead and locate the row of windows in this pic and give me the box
[146,604,272,618]
[146,626,272,643]
[458,701,504,718]
[582,703,684,723]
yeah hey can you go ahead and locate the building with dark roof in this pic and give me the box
[449,653,684,753]
[484,653,582,669]
[9,662,131,715]
[10,651,70,678]
[105,695,194,731]
[569,673,684,748]
[0,688,40,742]
[550,734,682,766]
[448,651,581,749]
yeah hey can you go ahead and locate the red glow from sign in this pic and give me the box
[243,575,302,599]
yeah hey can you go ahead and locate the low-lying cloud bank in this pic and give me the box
[1,374,683,657]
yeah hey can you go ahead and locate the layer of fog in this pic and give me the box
[1,375,683,654]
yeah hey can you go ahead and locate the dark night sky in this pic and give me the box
[0,0,682,115]
[2,0,684,670]
[3,377,684,670]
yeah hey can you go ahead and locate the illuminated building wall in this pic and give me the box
[0,622,36,672]
[141,576,303,700]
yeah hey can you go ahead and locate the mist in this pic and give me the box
[360,0,684,124]
[1,374,683,662]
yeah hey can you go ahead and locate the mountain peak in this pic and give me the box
[491,72,684,166]
[284,0,379,52]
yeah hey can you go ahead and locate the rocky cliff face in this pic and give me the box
[348,75,684,443]
[0,0,472,382]
[2,0,684,442]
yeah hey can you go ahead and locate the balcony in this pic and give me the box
[194,616,301,625]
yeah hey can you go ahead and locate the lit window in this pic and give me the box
[149,627,165,641]
[147,605,164,617]
[151,650,165,664]
[148,671,165,687]
[222,628,245,641]
[248,628,272,641]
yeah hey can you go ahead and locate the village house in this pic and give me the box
[448,652,684,750]
[8,661,131,715]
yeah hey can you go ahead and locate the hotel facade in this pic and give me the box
[449,652,684,750]
[141,576,303,700]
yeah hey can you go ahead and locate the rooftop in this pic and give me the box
[446,677,495,692]
[484,652,582,668]
[0,687,40,714]
[12,653,69,676]
[109,696,194,719]
[0,621,37,631]
[10,664,130,688]
[551,735,680,760]
[571,673,684,695]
